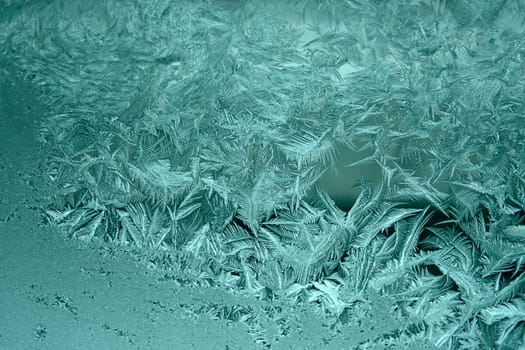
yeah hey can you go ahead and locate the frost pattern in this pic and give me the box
[2,0,525,348]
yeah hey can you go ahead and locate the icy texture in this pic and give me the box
[1,0,525,348]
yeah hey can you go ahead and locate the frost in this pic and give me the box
[2,0,525,348]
